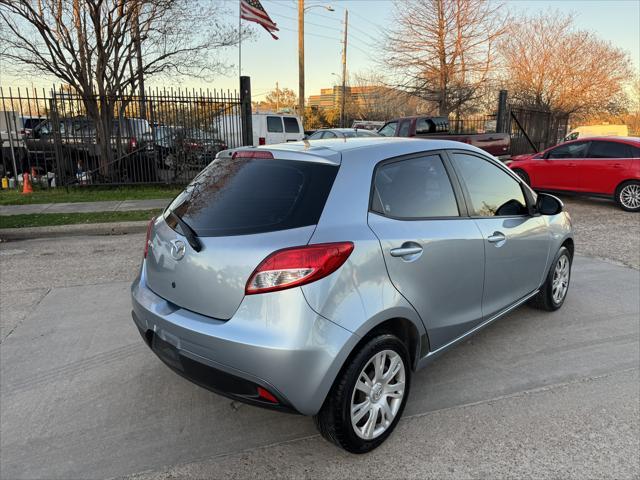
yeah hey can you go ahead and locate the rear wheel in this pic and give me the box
[615,180,640,212]
[512,168,530,185]
[530,246,572,311]
[314,334,410,453]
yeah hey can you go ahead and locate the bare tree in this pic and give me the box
[499,11,633,117]
[383,0,507,116]
[0,0,241,176]
[254,87,298,112]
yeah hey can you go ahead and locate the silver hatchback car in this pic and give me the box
[132,138,573,453]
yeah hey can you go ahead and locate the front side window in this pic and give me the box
[307,131,323,139]
[450,152,528,217]
[267,116,283,133]
[378,122,397,137]
[546,141,589,159]
[372,155,459,219]
[323,131,337,139]
[283,117,300,133]
[587,140,633,159]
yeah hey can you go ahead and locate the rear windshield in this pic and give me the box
[166,157,339,236]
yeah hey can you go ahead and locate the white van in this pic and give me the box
[214,113,304,148]
[564,124,628,141]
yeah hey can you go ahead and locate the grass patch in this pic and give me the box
[0,185,183,205]
[0,209,161,229]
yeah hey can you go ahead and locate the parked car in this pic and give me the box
[378,116,511,157]
[154,126,227,168]
[215,113,305,148]
[132,137,573,453]
[508,136,640,212]
[564,124,628,141]
[307,128,380,139]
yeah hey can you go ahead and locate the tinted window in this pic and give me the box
[547,141,589,159]
[588,140,634,159]
[415,118,431,134]
[398,121,411,136]
[307,131,323,139]
[378,122,397,137]
[267,116,283,133]
[167,158,338,236]
[372,155,459,218]
[451,153,527,217]
[283,117,300,133]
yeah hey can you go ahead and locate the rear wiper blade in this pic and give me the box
[167,210,202,252]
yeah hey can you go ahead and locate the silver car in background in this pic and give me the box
[131,138,573,453]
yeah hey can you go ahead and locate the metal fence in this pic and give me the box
[1,81,251,187]
[506,107,569,156]
[449,114,497,135]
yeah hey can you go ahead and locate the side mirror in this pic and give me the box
[536,193,563,215]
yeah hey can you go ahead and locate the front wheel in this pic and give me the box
[314,334,410,453]
[530,246,572,311]
[615,180,640,212]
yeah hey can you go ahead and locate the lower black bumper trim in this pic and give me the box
[136,323,298,414]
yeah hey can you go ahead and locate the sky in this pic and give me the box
[1,0,639,100]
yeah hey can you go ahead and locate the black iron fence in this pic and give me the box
[449,114,497,135]
[0,79,251,187]
[506,107,569,156]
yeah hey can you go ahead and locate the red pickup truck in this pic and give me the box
[378,116,510,158]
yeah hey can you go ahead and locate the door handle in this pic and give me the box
[390,245,423,258]
[487,231,506,244]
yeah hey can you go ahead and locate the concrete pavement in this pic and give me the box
[0,234,639,479]
[0,198,169,216]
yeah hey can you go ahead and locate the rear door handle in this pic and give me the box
[390,244,423,258]
[487,232,506,244]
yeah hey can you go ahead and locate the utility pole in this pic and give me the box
[340,9,348,128]
[298,0,304,121]
[132,1,146,119]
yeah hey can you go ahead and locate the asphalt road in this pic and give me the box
[1,215,639,479]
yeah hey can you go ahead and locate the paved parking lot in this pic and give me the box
[1,199,638,479]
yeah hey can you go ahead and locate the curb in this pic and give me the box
[0,220,149,241]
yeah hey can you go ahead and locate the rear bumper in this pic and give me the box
[131,263,359,416]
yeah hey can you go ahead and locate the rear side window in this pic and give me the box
[283,117,300,133]
[372,155,459,218]
[450,152,527,217]
[167,158,339,236]
[267,116,283,133]
[588,141,634,159]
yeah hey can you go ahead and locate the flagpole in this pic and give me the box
[239,2,242,80]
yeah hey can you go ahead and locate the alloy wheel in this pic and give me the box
[620,184,640,210]
[552,254,570,304]
[350,349,406,440]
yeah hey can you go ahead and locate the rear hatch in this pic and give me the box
[145,152,339,319]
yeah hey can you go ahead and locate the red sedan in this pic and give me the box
[508,137,640,211]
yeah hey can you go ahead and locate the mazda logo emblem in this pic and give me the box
[170,240,186,261]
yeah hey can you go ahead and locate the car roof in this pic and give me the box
[230,137,489,166]
[554,136,639,147]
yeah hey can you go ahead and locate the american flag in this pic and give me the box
[240,0,279,40]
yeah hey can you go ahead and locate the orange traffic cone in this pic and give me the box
[22,173,33,194]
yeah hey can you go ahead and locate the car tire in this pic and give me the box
[615,180,640,212]
[512,168,530,185]
[314,333,411,454]
[529,246,572,311]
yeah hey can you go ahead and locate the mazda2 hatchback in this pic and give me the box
[132,138,574,453]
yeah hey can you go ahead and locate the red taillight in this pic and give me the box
[232,150,274,159]
[258,137,266,145]
[129,137,138,151]
[143,217,155,258]
[257,386,278,403]
[245,242,354,295]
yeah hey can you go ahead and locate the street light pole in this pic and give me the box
[298,0,305,121]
